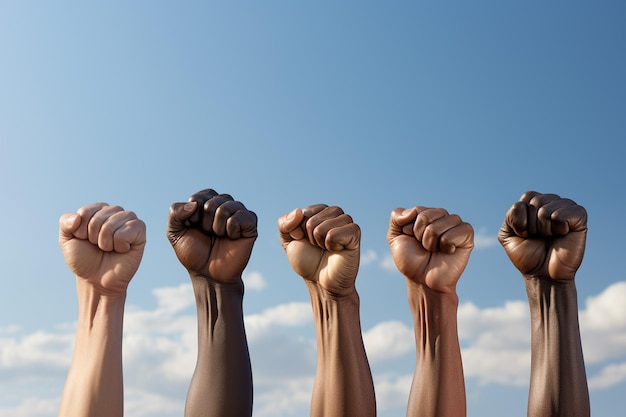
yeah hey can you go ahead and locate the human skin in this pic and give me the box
[166,189,257,417]
[58,203,146,417]
[498,191,590,417]
[278,204,376,417]
[387,206,474,417]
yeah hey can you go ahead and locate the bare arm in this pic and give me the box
[405,283,465,416]
[524,277,588,416]
[185,274,252,417]
[58,203,146,417]
[279,205,376,417]
[499,191,589,417]
[387,207,473,417]
[59,284,126,417]
[167,189,256,417]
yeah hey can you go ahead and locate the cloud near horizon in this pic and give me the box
[1,277,625,417]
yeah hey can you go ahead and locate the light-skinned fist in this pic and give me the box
[59,202,146,296]
[278,204,360,296]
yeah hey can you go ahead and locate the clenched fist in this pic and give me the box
[498,191,587,280]
[387,206,474,294]
[167,188,258,283]
[278,204,360,296]
[59,202,146,296]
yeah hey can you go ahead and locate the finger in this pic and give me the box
[88,205,124,245]
[302,204,329,218]
[188,189,219,224]
[166,201,198,244]
[98,210,139,252]
[403,206,430,235]
[74,202,109,239]
[413,207,448,243]
[226,209,258,239]
[504,201,530,237]
[278,208,304,234]
[201,194,234,233]
[305,206,345,247]
[422,214,462,252]
[313,213,354,250]
[519,191,542,204]
[58,213,82,246]
[326,222,361,252]
[439,222,474,254]
[528,193,559,234]
[294,204,328,243]
[114,218,147,253]
[387,207,418,239]
[213,200,246,236]
[543,198,587,236]
[560,201,587,233]
[527,192,561,208]
[278,208,305,247]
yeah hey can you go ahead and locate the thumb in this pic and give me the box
[166,201,198,244]
[58,213,81,246]
[278,208,305,248]
[388,207,417,239]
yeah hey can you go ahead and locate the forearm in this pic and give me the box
[59,280,126,417]
[406,282,465,417]
[306,282,376,417]
[524,276,589,417]
[185,273,252,417]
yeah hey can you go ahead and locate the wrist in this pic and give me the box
[189,272,244,294]
[405,280,466,416]
[523,273,577,286]
[407,280,459,311]
[523,274,578,310]
[305,280,357,301]
[189,272,246,345]
[305,281,361,331]
[406,281,459,344]
[75,278,126,326]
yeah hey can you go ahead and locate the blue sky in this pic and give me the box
[1,2,625,416]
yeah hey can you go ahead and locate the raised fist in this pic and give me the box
[59,202,146,295]
[278,204,360,296]
[387,206,474,294]
[498,191,587,280]
[167,188,257,283]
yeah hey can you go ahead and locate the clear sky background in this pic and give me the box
[1,2,625,416]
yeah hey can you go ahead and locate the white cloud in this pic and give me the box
[0,330,74,377]
[151,283,195,313]
[243,271,267,291]
[380,254,397,271]
[462,346,530,387]
[457,300,531,386]
[3,281,626,417]
[580,282,626,364]
[124,388,185,417]
[458,300,529,346]
[361,249,378,266]
[473,228,499,249]
[372,373,413,411]
[0,325,21,334]
[588,361,626,390]
[0,397,59,417]
[244,302,312,341]
[363,321,413,364]
[253,376,315,417]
